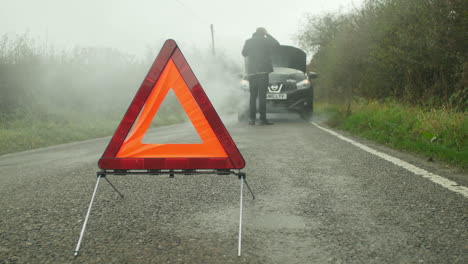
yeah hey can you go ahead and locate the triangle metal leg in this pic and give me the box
[243,178,255,200]
[103,176,124,198]
[238,176,244,257]
[74,175,102,256]
[74,170,250,257]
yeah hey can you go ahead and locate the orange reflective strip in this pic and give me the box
[116,59,228,158]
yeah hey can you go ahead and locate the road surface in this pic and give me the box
[0,115,466,263]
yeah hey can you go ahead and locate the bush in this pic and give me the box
[296,0,467,110]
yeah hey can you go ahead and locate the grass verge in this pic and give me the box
[315,99,468,169]
[0,111,186,156]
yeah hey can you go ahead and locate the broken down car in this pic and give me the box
[238,45,317,121]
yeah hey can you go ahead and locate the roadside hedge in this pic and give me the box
[297,0,467,111]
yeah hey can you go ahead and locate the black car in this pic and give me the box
[238,45,317,121]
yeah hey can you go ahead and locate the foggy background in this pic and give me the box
[0,0,364,58]
[0,0,364,130]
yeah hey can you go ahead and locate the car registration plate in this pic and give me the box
[266,93,287,100]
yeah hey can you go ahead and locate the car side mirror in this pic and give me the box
[308,72,318,79]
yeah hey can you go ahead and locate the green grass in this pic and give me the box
[315,100,468,169]
[0,116,118,155]
[0,110,186,155]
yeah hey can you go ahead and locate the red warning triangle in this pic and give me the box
[98,39,245,170]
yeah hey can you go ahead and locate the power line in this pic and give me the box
[173,0,216,54]
[173,0,209,25]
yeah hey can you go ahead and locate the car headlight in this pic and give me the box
[240,80,249,91]
[296,79,310,89]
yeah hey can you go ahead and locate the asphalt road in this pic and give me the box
[0,115,467,264]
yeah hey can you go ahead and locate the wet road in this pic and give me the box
[0,116,467,263]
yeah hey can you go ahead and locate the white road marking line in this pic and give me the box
[312,122,468,198]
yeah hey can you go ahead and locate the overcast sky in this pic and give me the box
[0,0,364,59]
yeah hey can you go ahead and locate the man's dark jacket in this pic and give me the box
[242,33,280,74]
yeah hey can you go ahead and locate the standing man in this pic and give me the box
[242,27,280,125]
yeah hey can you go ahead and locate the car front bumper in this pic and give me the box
[265,88,313,113]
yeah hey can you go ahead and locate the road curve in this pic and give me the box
[0,115,466,263]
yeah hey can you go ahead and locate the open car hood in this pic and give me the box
[272,45,306,73]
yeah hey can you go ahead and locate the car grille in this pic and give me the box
[268,82,299,93]
[279,83,296,92]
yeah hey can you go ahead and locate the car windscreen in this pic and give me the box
[271,46,306,73]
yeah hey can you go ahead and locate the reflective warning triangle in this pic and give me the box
[98,39,245,170]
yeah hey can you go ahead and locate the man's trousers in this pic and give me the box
[248,73,269,121]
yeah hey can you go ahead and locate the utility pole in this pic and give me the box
[210,24,216,55]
